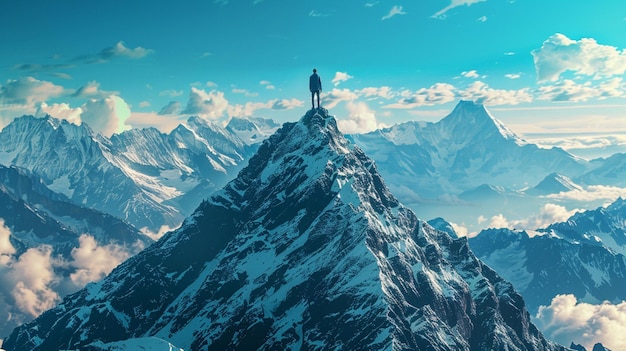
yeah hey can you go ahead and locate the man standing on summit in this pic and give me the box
[309,68,322,109]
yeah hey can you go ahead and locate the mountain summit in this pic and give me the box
[3,108,566,350]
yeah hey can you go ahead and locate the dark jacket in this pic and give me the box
[309,73,322,92]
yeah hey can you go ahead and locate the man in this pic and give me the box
[309,68,322,109]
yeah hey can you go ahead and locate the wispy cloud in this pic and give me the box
[74,41,154,64]
[381,5,406,20]
[432,0,487,19]
[260,80,275,89]
[309,9,331,17]
[232,88,259,97]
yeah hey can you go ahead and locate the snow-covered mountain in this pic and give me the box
[0,164,151,337]
[0,115,259,231]
[2,109,566,351]
[348,100,589,202]
[468,197,626,313]
[526,172,583,195]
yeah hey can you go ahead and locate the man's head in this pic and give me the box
[313,68,317,73]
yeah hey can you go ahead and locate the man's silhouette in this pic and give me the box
[309,68,322,109]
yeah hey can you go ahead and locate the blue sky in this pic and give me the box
[1,0,625,155]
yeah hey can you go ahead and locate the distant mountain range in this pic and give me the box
[2,109,567,351]
[0,115,278,231]
[469,197,626,314]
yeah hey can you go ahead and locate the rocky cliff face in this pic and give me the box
[3,109,566,351]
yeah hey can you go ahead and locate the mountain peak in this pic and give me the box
[3,108,565,351]
[441,100,521,142]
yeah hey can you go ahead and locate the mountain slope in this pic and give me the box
[3,109,565,351]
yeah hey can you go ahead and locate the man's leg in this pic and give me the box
[316,91,321,108]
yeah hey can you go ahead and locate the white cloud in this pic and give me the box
[432,0,487,19]
[0,77,64,105]
[483,204,581,231]
[458,81,532,105]
[138,101,150,108]
[477,15,487,22]
[547,185,626,203]
[140,224,177,241]
[81,95,132,136]
[532,33,626,82]
[537,78,625,102]
[271,98,303,110]
[332,71,354,86]
[535,294,626,351]
[382,5,406,20]
[69,234,132,287]
[127,111,184,133]
[505,73,521,79]
[0,219,15,265]
[181,88,229,120]
[357,86,394,100]
[385,83,456,108]
[35,101,83,124]
[323,88,359,109]
[337,101,379,134]
[462,70,480,78]
[450,222,470,238]
[7,245,60,318]
[206,81,218,87]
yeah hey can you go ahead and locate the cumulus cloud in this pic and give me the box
[69,234,132,287]
[8,245,60,317]
[181,88,229,120]
[337,101,379,134]
[382,5,406,20]
[0,219,15,265]
[0,77,64,105]
[535,294,626,351]
[81,95,132,136]
[532,33,626,82]
[0,221,142,337]
[432,0,487,19]
[505,73,521,79]
[332,71,354,86]
[36,101,83,124]
[323,88,359,109]
[458,81,532,105]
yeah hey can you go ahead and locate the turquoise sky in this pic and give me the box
[1,0,625,144]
